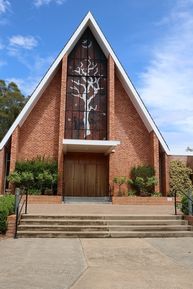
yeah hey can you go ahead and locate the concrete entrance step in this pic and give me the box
[18,224,192,232]
[64,197,111,203]
[20,219,188,226]
[17,214,193,238]
[17,230,193,238]
[21,214,183,220]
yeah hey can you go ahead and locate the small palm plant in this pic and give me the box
[113,176,126,196]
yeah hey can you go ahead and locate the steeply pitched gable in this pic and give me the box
[0,11,170,154]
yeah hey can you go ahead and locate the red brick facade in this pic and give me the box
[0,54,169,196]
[1,25,192,198]
[18,68,61,161]
[58,56,67,195]
[109,74,152,189]
[0,147,5,193]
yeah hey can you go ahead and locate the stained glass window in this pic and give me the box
[65,28,107,140]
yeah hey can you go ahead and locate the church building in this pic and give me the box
[0,12,172,198]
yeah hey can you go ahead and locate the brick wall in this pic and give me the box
[110,74,153,195]
[58,55,67,195]
[10,127,20,173]
[18,67,62,161]
[160,152,169,196]
[6,215,16,238]
[0,148,5,194]
[150,131,160,192]
[5,54,166,197]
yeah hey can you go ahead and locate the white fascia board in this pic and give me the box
[0,11,170,155]
[167,151,193,157]
[63,139,120,147]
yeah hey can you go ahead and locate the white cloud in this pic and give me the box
[34,0,66,7]
[9,35,38,50]
[0,0,10,14]
[138,0,193,154]
[6,77,39,96]
[6,55,54,96]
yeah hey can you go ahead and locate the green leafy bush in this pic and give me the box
[0,195,15,233]
[128,166,157,196]
[170,160,193,196]
[27,188,41,195]
[127,190,136,196]
[178,194,193,215]
[7,156,58,195]
[7,171,21,186]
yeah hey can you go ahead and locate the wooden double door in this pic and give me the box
[64,153,108,197]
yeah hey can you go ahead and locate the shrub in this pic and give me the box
[7,171,21,186]
[0,195,15,233]
[27,188,41,195]
[127,190,136,196]
[128,166,157,196]
[170,160,193,196]
[178,193,193,215]
[7,156,58,195]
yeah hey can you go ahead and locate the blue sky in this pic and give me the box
[0,0,193,154]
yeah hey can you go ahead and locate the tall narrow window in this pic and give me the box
[65,28,107,140]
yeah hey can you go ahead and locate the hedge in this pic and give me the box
[0,195,15,233]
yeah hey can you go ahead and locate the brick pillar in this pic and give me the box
[107,55,115,193]
[107,55,115,140]
[9,127,19,173]
[150,131,160,192]
[6,215,16,238]
[57,55,67,195]
[162,153,169,196]
[0,148,5,194]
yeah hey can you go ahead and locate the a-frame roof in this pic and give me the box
[0,12,170,154]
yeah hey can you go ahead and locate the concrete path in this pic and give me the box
[0,239,87,289]
[0,238,193,289]
[27,203,176,215]
[73,238,193,289]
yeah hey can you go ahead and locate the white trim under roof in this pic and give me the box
[0,11,169,155]
[63,139,120,155]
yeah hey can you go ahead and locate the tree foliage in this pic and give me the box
[0,80,27,141]
[169,160,193,196]
[128,166,157,196]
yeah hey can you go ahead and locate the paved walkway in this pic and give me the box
[1,237,193,289]
[27,203,176,215]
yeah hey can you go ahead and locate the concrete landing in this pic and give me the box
[27,203,177,215]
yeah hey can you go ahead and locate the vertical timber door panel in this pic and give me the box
[64,159,74,196]
[73,161,85,197]
[64,153,108,197]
